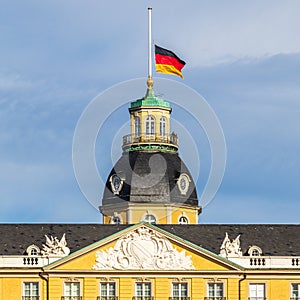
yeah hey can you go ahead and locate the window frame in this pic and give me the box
[291,282,300,299]
[145,115,155,135]
[207,282,224,298]
[99,281,117,300]
[159,116,167,137]
[135,282,152,299]
[248,245,263,256]
[63,281,81,298]
[134,116,141,137]
[248,282,266,300]
[26,244,40,256]
[23,281,39,299]
[171,282,188,299]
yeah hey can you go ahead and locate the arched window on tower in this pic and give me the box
[134,116,141,137]
[145,116,155,135]
[160,117,167,137]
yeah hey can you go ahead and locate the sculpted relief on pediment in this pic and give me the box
[93,226,194,270]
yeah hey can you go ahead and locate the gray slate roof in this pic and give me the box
[103,151,198,206]
[0,224,300,256]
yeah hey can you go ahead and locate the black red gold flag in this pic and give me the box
[155,45,186,79]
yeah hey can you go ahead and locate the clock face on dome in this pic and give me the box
[177,173,190,195]
[110,174,123,195]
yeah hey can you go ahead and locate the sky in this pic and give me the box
[1,1,300,224]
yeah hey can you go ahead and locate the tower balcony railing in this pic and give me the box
[122,133,178,150]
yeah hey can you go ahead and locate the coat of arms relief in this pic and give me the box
[93,226,195,270]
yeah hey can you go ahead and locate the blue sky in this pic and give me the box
[1,1,300,223]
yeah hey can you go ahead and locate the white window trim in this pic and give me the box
[63,280,82,297]
[291,282,300,298]
[206,280,225,298]
[26,244,40,256]
[171,282,189,298]
[99,281,117,298]
[145,115,155,135]
[248,245,263,256]
[248,282,266,300]
[159,116,167,136]
[23,281,39,298]
[135,282,152,298]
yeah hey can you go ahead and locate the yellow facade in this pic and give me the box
[129,106,171,139]
[102,203,200,225]
[2,223,300,300]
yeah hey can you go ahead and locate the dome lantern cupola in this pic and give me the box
[122,82,178,153]
[100,80,201,225]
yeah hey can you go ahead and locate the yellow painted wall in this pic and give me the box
[119,278,133,300]
[130,107,171,137]
[2,278,21,299]
[0,277,43,300]
[1,273,300,300]
[126,205,198,225]
[102,204,199,225]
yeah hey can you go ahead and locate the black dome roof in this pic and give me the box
[102,151,198,206]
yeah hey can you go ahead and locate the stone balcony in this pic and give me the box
[229,256,300,269]
[0,255,63,268]
[122,133,178,152]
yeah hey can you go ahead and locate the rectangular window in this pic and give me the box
[249,283,265,300]
[63,282,81,300]
[23,282,39,300]
[172,282,188,299]
[135,282,151,300]
[291,283,300,299]
[207,283,223,299]
[99,282,116,300]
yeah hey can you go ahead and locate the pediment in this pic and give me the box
[92,225,194,270]
[44,223,242,272]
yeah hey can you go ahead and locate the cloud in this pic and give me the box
[1,1,300,223]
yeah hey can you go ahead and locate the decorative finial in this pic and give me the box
[147,76,154,89]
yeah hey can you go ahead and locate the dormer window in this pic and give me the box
[26,245,40,256]
[248,245,263,256]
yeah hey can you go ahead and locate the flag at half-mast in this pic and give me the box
[155,45,186,79]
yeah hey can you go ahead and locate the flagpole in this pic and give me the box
[147,7,154,89]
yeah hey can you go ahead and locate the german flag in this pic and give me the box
[155,45,186,79]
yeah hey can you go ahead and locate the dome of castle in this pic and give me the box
[102,151,198,207]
